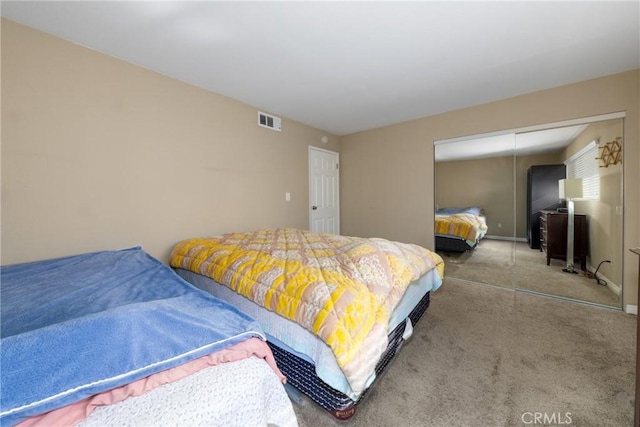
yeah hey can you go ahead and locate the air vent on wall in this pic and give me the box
[258,111,282,132]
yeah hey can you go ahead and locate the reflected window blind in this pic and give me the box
[565,140,599,200]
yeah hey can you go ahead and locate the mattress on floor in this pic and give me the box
[78,356,297,427]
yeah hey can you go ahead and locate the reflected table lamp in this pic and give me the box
[559,178,583,274]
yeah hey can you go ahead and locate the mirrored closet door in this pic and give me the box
[434,115,623,309]
[434,133,517,290]
[513,118,623,308]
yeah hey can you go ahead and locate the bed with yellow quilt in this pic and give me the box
[435,206,488,252]
[170,227,444,419]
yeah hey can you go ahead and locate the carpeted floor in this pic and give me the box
[439,239,621,308]
[292,278,636,427]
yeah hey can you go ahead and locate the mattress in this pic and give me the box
[1,247,297,427]
[269,290,431,419]
[176,268,441,418]
[78,356,296,427]
[170,228,444,398]
[435,206,488,252]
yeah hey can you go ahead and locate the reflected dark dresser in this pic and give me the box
[539,210,588,270]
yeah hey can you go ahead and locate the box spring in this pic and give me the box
[435,235,477,253]
[269,290,431,420]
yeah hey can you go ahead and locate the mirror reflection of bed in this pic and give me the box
[434,206,511,287]
[434,116,623,309]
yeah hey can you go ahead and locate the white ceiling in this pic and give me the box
[434,124,588,162]
[2,1,639,138]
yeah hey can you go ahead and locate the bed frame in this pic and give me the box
[435,235,477,253]
[268,290,432,420]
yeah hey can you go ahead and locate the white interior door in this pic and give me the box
[309,147,340,234]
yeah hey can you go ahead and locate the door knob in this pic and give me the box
[312,206,318,210]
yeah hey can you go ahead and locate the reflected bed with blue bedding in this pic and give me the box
[0,247,296,427]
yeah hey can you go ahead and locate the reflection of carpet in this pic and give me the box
[437,239,620,308]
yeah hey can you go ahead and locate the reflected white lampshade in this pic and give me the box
[559,178,583,200]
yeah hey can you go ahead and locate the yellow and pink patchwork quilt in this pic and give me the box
[435,213,488,244]
[170,227,444,393]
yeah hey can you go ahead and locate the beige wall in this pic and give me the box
[1,20,339,264]
[435,156,516,238]
[341,70,639,308]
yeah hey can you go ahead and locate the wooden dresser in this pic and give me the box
[539,211,588,270]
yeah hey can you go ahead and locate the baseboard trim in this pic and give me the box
[452,277,624,311]
[605,279,621,296]
[586,264,620,296]
[516,288,623,311]
[484,235,527,242]
[626,305,638,315]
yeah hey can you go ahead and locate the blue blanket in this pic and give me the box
[436,206,482,216]
[0,247,265,426]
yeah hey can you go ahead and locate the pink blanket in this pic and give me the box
[17,338,285,427]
